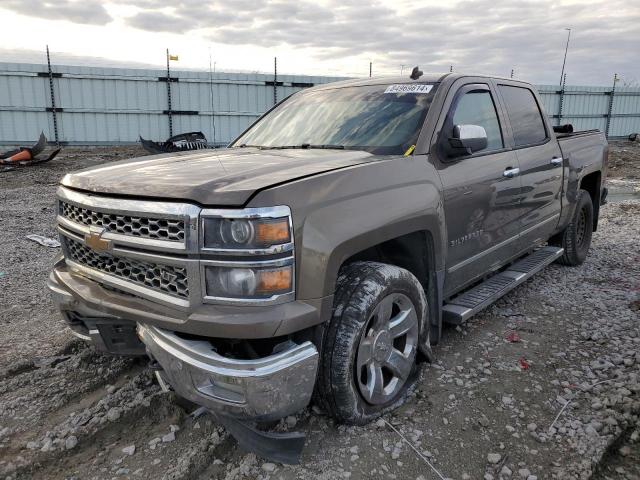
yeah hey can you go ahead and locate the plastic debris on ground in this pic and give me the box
[505,331,522,343]
[26,235,61,248]
[1,132,61,171]
[139,131,209,154]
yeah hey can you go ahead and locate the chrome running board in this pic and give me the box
[443,246,564,325]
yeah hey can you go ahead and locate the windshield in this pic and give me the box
[232,83,438,155]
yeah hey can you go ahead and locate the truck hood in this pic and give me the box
[61,147,375,206]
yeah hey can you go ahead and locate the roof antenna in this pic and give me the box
[410,66,423,80]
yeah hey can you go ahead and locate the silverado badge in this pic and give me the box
[85,227,112,253]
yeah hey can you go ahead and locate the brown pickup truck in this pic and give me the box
[48,72,608,429]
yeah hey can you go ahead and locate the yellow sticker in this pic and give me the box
[404,145,416,157]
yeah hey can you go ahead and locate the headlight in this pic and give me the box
[203,263,293,300]
[199,206,295,304]
[201,207,292,252]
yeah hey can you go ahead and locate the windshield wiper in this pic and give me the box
[260,144,346,150]
[306,144,345,150]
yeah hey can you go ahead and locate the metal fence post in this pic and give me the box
[273,57,278,105]
[605,73,617,138]
[46,45,60,146]
[557,73,566,126]
[166,49,173,138]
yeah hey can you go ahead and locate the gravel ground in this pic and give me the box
[0,143,638,480]
[608,140,640,179]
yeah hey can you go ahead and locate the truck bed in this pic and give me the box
[557,129,607,164]
[555,128,601,139]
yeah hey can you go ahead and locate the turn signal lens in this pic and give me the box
[256,218,291,245]
[256,267,292,295]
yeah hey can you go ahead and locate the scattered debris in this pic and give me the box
[140,131,209,154]
[505,331,522,343]
[518,357,530,370]
[25,234,60,248]
[0,132,61,170]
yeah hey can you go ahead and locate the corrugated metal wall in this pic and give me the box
[537,84,640,137]
[0,62,346,145]
[1,62,639,145]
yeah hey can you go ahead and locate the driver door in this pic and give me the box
[433,82,523,296]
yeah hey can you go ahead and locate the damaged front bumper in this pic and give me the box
[138,323,319,421]
[48,255,320,421]
[47,264,145,355]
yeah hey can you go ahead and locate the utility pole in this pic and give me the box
[559,28,571,86]
[369,62,372,77]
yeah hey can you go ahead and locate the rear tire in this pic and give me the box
[550,189,594,266]
[316,261,427,425]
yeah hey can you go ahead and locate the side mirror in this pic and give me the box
[448,124,488,156]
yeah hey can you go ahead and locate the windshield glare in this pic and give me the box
[233,84,438,155]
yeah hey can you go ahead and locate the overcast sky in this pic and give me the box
[0,0,638,86]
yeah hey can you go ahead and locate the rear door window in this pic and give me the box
[498,85,547,147]
[451,90,504,152]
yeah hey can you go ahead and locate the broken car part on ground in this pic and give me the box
[139,131,209,155]
[1,132,61,171]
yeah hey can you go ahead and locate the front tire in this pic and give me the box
[550,189,594,266]
[316,262,427,425]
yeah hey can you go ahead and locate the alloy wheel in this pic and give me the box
[355,292,419,405]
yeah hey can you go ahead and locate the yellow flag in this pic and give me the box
[168,54,179,61]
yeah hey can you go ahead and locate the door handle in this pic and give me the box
[503,167,520,178]
[550,157,563,167]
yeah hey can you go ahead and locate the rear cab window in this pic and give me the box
[498,85,548,147]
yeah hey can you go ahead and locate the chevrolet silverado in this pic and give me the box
[48,72,608,431]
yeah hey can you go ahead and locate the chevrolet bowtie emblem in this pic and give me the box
[85,227,112,253]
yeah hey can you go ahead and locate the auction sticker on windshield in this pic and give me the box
[384,84,433,94]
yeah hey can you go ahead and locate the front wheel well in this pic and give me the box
[342,231,431,288]
[338,230,441,346]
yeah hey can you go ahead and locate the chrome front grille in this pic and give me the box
[64,236,189,299]
[55,186,294,310]
[60,201,185,242]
